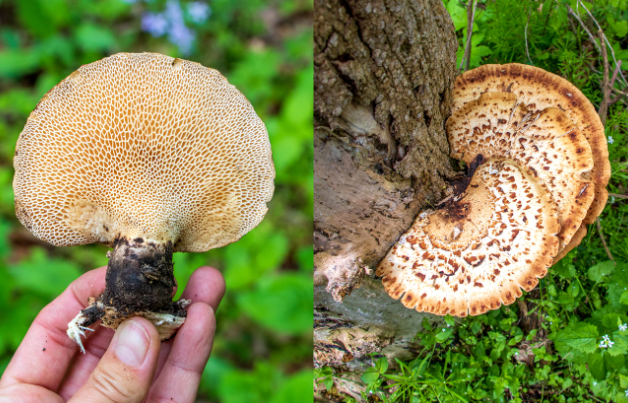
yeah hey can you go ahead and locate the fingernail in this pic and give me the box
[115,320,150,367]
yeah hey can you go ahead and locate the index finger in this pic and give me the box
[0,266,107,392]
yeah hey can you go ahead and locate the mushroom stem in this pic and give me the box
[67,237,191,352]
[101,237,181,324]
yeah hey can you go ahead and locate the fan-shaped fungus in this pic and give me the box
[447,92,594,251]
[376,158,559,316]
[377,64,609,316]
[452,63,610,259]
[13,53,275,352]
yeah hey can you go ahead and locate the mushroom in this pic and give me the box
[446,92,595,252]
[452,64,610,262]
[376,158,560,316]
[13,53,275,352]
[376,64,610,316]
[452,63,610,225]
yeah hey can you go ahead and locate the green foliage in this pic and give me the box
[0,0,312,401]
[336,1,628,401]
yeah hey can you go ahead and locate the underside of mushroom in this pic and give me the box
[377,64,610,317]
[13,53,275,352]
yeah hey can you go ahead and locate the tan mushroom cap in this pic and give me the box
[376,159,559,317]
[453,63,609,224]
[14,52,275,252]
[447,92,594,251]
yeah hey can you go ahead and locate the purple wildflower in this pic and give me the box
[142,13,169,37]
[187,1,211,24]
[166,0,185,22]
[139,0,196,54]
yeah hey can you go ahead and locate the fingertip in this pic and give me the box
[69,266,108,308]
[181,267,225,311]
[186,302,216,333]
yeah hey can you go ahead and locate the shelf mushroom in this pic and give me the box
[452,63,610,258]
[447,92,595,252]
[376,158,560,316]
[377,63,609,316]
[13,53,275,352]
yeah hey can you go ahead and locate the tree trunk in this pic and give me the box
[313,0,458,371]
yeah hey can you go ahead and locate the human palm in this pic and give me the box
[0,266,224,403]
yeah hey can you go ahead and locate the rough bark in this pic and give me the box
[313,0,458,370]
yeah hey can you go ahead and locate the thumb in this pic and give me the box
[69,317,161,403]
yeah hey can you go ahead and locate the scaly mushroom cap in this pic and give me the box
[447,92,594,251]
[376,159,559,317]
[14,53,275,252]
[452,63,609,225]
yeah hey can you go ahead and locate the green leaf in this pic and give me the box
[224,223,289,289]
[323,377,333,391]
[361,368,380,384]
[237,273,312,334]
[588,260,616,283]
[16,0,57,38]
[436,328,454,343]
[0,50,41,79]
[606,335,628,356]
[217,363,280,403]
[444,314,455,327]
[608,16,628,38]
[620,290,628,305]
[375,357,388,374]
[470,320,482,335]
[270,370,312,403]
[9,248,82,298]
[281,67,313,129]
[74,24,116,52]
[550,322,598,355]
[446,0,468,31]
[553,261,576,279]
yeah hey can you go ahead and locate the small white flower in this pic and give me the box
[625,388,628,397]
[599,335,614,348]
[608,136,614,144]
[593,381,597,386]
[619,323,627,332]
[443,328,447,332]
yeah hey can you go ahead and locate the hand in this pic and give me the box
[0,266,225,403]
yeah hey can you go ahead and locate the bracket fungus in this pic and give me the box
[377,64,609,317]
[13,53,275,352]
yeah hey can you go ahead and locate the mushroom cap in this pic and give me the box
[376,159,559,317]
[14,53,275,252]
[447,92,594,251]
[452,63,609,224]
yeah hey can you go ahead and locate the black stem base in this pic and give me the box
[78,236,188,332]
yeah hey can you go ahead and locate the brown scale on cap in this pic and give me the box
[13,53,275,352]
[447,92,594,252]
[376,160,559,317]
[452,63,609,226]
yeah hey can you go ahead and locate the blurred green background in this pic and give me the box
[0,0,313,401]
